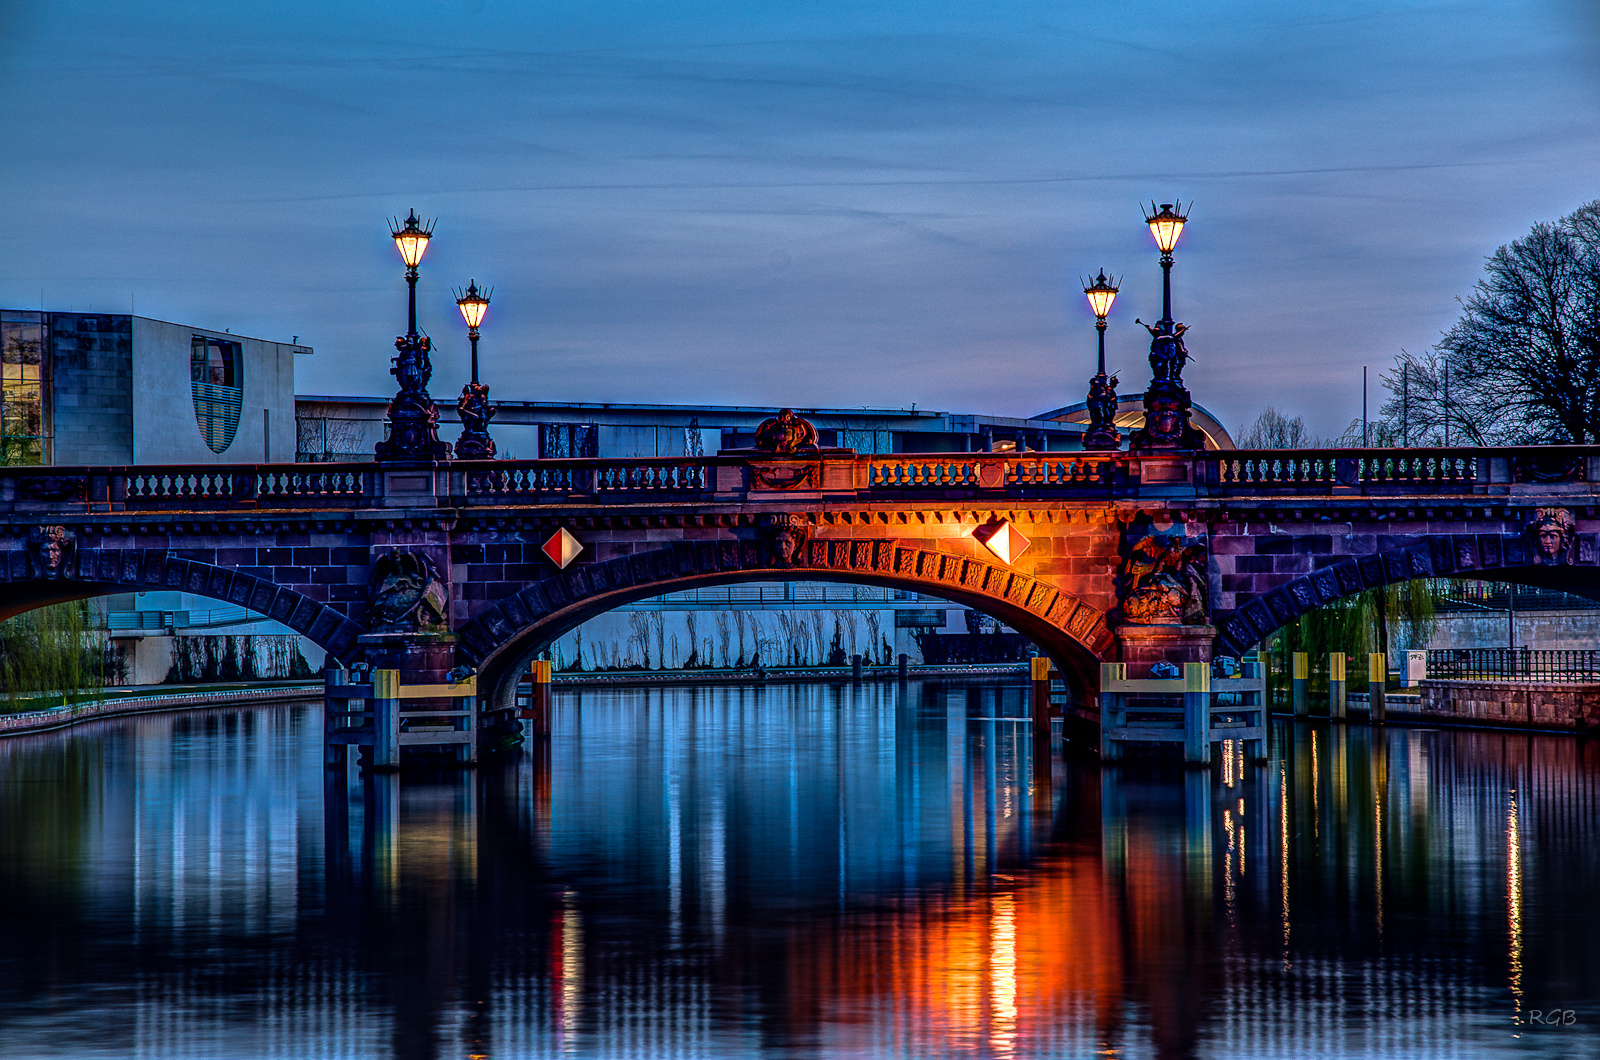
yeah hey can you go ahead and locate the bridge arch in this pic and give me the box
[457,539,1113,712]
[1215,532,1600,657]
[0,547,363,661]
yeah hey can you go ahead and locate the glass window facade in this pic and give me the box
[1,312,49,465]
[190,336,243,454]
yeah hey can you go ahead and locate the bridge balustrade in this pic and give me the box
[462,458,710,499]
[1203,448,1487,491]
[0,444,1594,514]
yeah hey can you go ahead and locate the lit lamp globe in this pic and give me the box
[1143,200,1188,255]
[391,209,433,269]
[1084,269,1118,322]
[456,281,490,331]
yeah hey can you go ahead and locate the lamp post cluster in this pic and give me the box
[374,211,499,463]
[1078,201,1201,452]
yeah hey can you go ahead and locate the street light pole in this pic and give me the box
[1081,269,1121,451]
[375,209,451,462]
[1130,200,1199,450]
[453,281,497,460]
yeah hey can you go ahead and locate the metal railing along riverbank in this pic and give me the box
[1426,648,1600,683]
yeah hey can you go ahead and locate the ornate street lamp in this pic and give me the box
[452,280,497,460]
[1144,200,1188,323]
[1130,200,1201,450]
[374,209,451,462]
[1081,269,1122,451]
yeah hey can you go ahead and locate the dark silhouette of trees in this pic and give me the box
[1384,200,1600,444]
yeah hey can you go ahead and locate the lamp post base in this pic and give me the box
[1130,379,1205,451]
[1082,424,1122,451]
[454,381,497,461]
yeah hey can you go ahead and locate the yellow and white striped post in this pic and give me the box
[1031,656,1052,740]
[1368,652,1387,723]
[1328,651,1346,720]
[371,668,401,770]
[1292,651,1309,717]
[1099,662,1127,761]
[522,659,553,739]
[1183,662,1211,765]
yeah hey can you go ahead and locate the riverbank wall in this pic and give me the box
[1342,681,1600,732]
[0,683,321,738]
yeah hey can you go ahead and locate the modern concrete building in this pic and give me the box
[1,310,312,679]
[294,395,1089,463]
[0,310,307,466]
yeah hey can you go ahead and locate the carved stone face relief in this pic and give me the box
[760,514,809,568]
[1527,507,1575,566]
[27,525,74,580]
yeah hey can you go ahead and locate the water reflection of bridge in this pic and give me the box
[1,685,1597,1056]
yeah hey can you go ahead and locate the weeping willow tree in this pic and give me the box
[0,602,107,711]
[1267,580,1439,698]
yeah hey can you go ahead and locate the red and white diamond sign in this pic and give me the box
[542,527,584,569]
[973,519,1029,565]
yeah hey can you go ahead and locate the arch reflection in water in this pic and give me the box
[1,685,1599,1057]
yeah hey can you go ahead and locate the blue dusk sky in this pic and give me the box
[2,0,1598,439]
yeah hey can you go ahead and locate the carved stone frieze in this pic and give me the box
[1118,516,1207,624]
[753,409,819,454]
[367,549,450,633]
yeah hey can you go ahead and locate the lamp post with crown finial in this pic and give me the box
[375,209,452,462]
[1131,200,1203,450]
[452,280,497,460]
[1081,269,1122,451]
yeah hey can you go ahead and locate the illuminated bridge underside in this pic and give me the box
[2,445,1598,702]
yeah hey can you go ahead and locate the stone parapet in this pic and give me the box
[1399,680,1600,731]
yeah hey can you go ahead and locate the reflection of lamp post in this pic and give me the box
[453,280,497,460]
[1081,269,1122,451]
[375,209,451,461]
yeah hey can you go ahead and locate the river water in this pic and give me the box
[0,679,1596,1059]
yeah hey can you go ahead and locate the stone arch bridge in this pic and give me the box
[2,446,1598,710]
